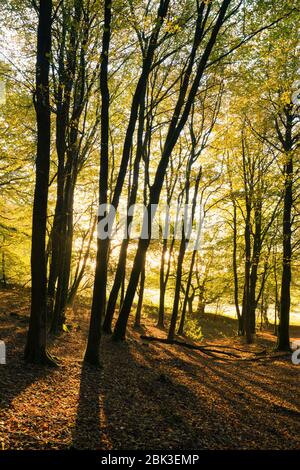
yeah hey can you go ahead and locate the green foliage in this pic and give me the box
[0,0,299,327]
[185,319,203,341]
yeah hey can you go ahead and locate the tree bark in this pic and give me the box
[248,201,262,334]
[277,106,293,351]
[232,199,243,335]
[278,152,292,350]
[24,0,55,365]
[47,2,79,319]
[157,238,167,328]
[103,90,147,333]
[243,203,252,343]
[84,0,112,365]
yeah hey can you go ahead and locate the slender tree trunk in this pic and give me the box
[243,207,253,344]
[168,236,186,341]
[157,238,167,328]
[51,172,76,332]
[178,191,203,336]
[157,194,180,329]
[232,199,243,334]
[51,0,89,332]
[47,184,63,318]
[277,153,292,350]
[241,128,253,345]
[274,254,279,336]
[178,249,197,335]
[120,273,125,305]
[47,107,68,319]
[84,0,112,365]
[134,264,145,328]
[249,262,258,334]
[47,3,78,318]
[113,238,149,340]
[24,0,55,365]
[171,161,201,339]
[67,216,96,307]
[188,295,194,316]
[249,203,262,334]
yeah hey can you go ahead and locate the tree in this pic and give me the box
[24,0,56,365]
[275,101,298,350]
[243,21,300,349]
[84,0,112,365]
[49,0,100,333]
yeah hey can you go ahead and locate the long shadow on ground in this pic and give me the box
[72,362,107,449]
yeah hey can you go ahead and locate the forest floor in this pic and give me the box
[0,286,300,450]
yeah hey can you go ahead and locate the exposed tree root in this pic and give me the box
[140,335,291,362]
[203,342,267,355]
[140,335,241,358]
[238,352,291,362]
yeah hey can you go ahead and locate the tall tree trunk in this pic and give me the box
[24,0,55,365]
[84,0,112,365]
[232,199,243,334]
[249,261,258,334]
[157,220,177,329]
[47,2,78,318]
[277,106,294,351]
[51,0,89,332]
[248,202,262,334]
[278,153,292,350]
[47,180,64,318]
[176,164,202,337]
[47,100,68,319]
[273,251,279,336]
[241,129,253,345]
[178,193,203,336]
[157,187,181,329]
[243,210,252,344]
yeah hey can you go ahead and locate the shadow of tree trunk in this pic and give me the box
[72,363,104,449]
